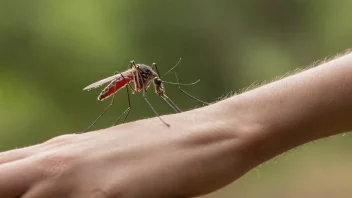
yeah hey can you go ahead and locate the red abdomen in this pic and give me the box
[98,76,132,101]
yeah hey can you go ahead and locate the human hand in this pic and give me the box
[0,104,254,198]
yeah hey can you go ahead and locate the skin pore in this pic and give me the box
[0,51,352,197]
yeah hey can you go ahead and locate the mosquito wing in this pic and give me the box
[83,70,133,91]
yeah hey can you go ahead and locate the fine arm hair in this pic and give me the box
[231,48,352,98]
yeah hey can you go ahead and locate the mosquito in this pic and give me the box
[83,59,209,132]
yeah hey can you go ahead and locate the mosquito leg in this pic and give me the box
[164,95,182,112]
[83,88,116,132]
[160,95,182,113]
[122,86,132,123]
[143,90,170,127]
[83,72,122,132]
[152,62,161,77]
[112,86,132,126]
[137,65,169,126]
[159,95,179,113]
[111,71,135,125]
[177,86,209,105]
[117,71,136,93]
[151,63,181,112]
[130,60,137,69]
[128,82,135,94]
[174,72,210,105]
[151,59,182,78]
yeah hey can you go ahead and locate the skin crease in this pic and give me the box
[1,51,352,197]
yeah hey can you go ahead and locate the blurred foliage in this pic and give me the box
[0,0,352,197]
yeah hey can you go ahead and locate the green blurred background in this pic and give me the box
[1,0,352,197]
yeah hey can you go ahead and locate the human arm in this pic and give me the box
[234,51,352,166]
[1,52,352,198]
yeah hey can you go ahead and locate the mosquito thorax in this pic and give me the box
[133,64,158,90]
[138,64,158,77]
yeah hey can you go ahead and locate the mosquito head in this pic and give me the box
[153,77,165,95]
[154,77,163,85]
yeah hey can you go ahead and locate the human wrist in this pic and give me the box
[210,94,298,169]
[199,96,265,171]
[220,51,352,168]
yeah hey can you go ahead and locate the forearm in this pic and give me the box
[219,51,352,166]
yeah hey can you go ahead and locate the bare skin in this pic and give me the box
[1,51,352,197]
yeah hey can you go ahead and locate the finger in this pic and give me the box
[0,146,39,165]
[21,182,72,198]
[0,159,38,198]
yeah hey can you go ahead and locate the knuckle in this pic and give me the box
[39,151,75,179]
[90,188,113,198]
[45,134,78,145]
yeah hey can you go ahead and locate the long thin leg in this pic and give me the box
[151,59,182,78]
[112,86,132,126]
[160,95,182,113]
[111,71,136,125]
[175,72,210,105]
[130,60,137,69]
[125,80,136,93]
[159,95,180,113]
[143,90,170,127]
[83,71,125,132]
[151,63,182,113]
[152,62,161,77]
[121,70,136,93]
[84,86,116,132]
[135,64,169,127]
[166,96,182,112]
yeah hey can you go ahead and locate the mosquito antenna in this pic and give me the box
[174,72,210,105]
[161,58,182,78]
[162,79,200,86]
